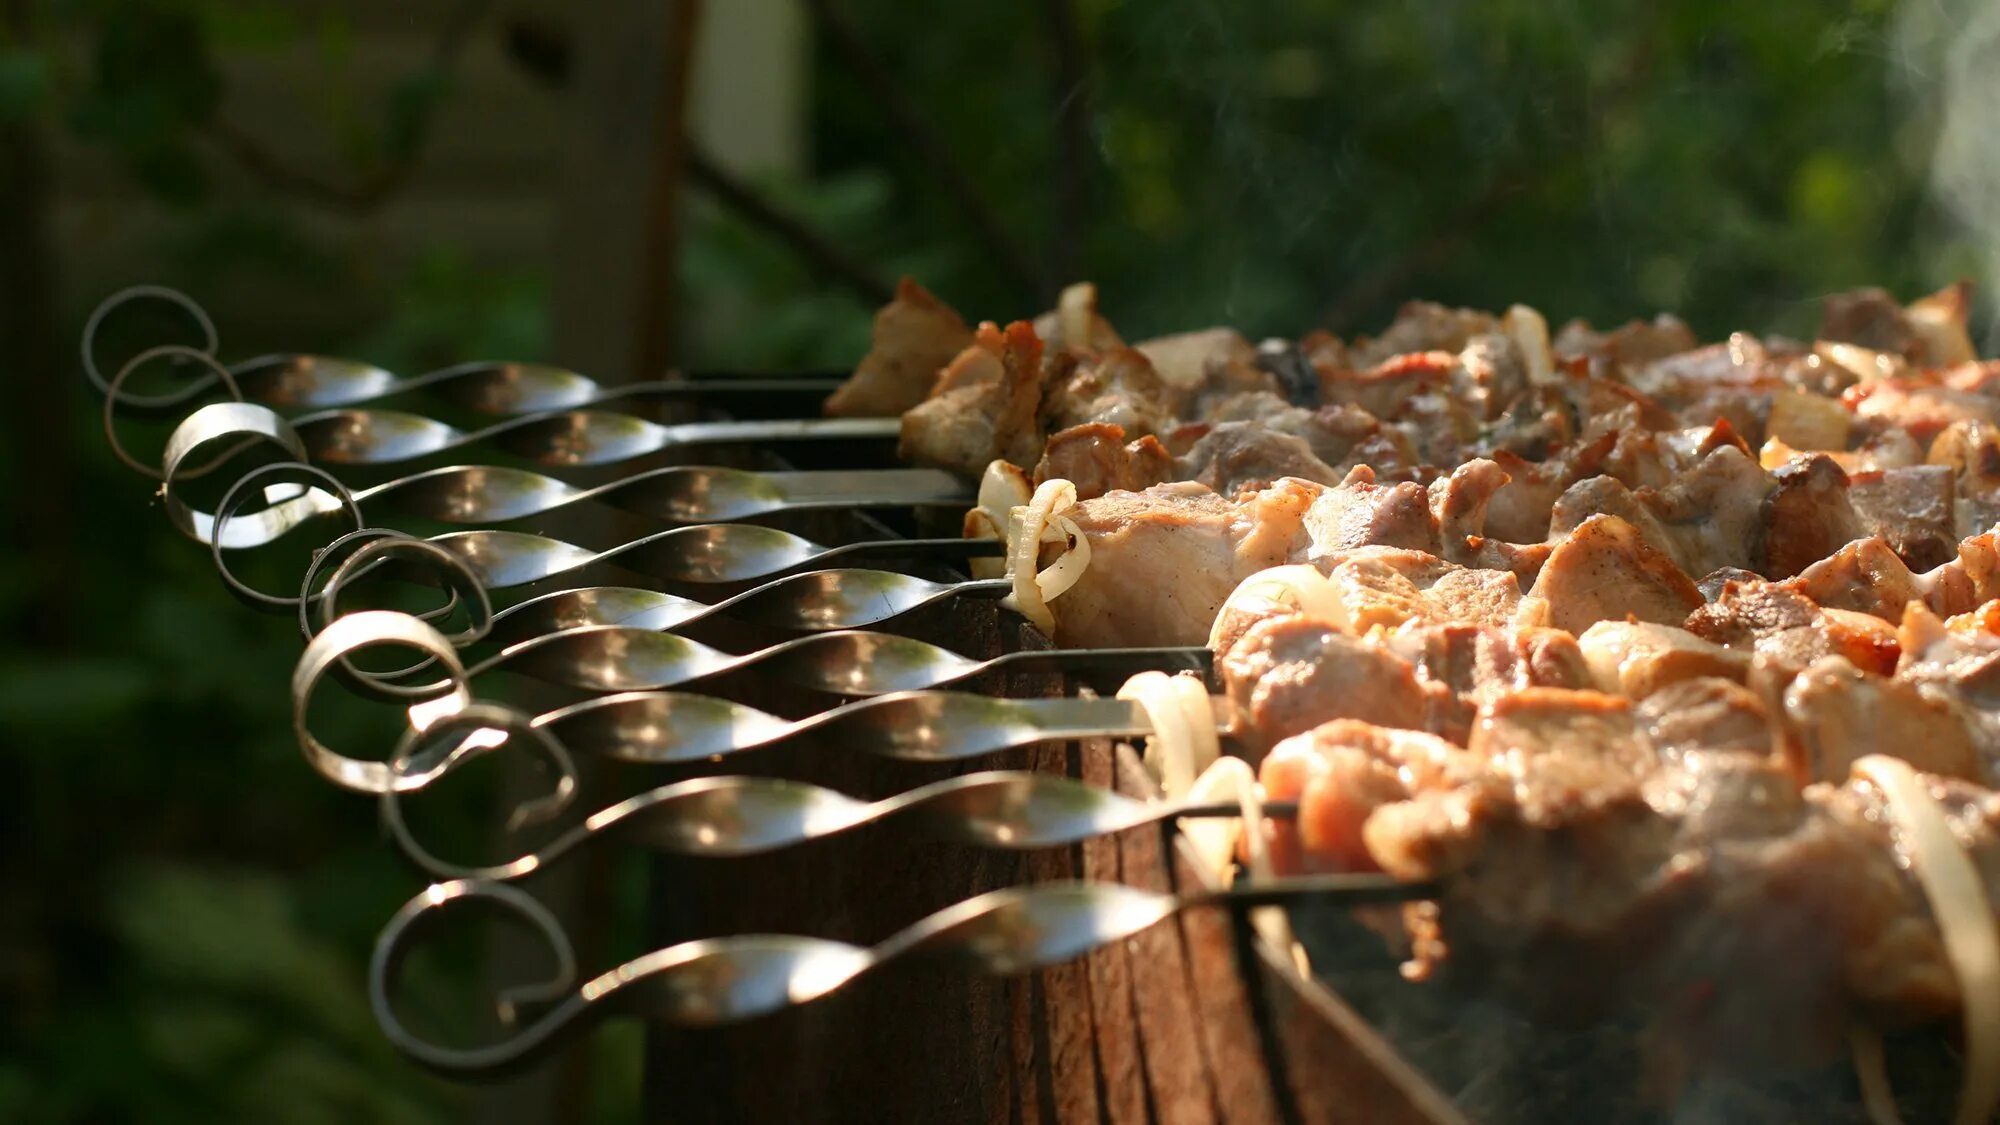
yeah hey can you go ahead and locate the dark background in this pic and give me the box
[0,0,1992,1121]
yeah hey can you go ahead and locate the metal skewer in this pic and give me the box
[291,405,896,468]
[370,875,1438,1077]
[463,625,1205,696]
[386,767,1292,880]
[293,614,1209,792]
[433,523,1000,586]
[480,569,1013,647]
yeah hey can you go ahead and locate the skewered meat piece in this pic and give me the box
[1820,286,1917,357]
[1301,465,1440,556]
[1515,513,1705,634]
[1048,478,1316,647]
[1382,622,1593,744]
[1684,578,1900,677]
[1847,464,1958,571]
[1319,546,1523,633]
[1218,614,1429,757]
[1040,347,1173,437]
[824,278,973,417]
[1266,702,1996,1081]
[1552,313,1699,368]
[1132,327,1258,410]
[1778,655,1989,784]
[1177,422,1342,494]
[1348,301,1499,367]
[1031,423,1173,500]
[898,321,1047,477]
[1576,621,1750,700]
[1631,676,1773,758]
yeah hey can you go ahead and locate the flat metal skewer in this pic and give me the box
[369,874,1438,1077]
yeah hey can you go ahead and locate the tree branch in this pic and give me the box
[801,0,1046,304]
[198,0,496,214]
[685,146,894,307]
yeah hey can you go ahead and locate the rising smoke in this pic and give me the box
[1896,0,2000,351]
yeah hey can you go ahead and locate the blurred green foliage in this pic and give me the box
[0,0,1977,1121]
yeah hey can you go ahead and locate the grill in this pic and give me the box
[90,285,1464,1124]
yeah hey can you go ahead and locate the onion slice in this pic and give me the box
[1849,1024,1904,1125]
[1004,478,1088,635]
[967,460,1031,580]
[1853,755,2000,1125]
[1118,670,1214,800]
[1206,564,1345,650]
[1183,755,1307,974]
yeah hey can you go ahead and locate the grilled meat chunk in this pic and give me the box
[1032,423,1173,500]
[1178,421,1342,494]
[1050,478,1316,647]
[1517,513,1705,633]
[898,321,1047,477]
[826,278,973,417]
[1219,615,1427,756]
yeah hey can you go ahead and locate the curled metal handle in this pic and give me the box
[82,285,222,412]
[80,285,839,415]
[383,766,1300,881]
[290,404,895,468]
[291,610,475,793]
[371,875,1435,1078]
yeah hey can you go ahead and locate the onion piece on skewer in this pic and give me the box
[1004,478,1090,635]
[1852,755,2000,1125]
[966,459,1031,579]
[1207,564,1345,651]
[1118,670,1216,800]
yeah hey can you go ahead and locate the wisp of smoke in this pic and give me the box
[1895,0,2000,351]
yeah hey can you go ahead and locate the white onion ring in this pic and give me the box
[1503,303,1554,385]
[1206,564,1345,650]
[1854,755,2000,1125]
[1849,1024,1903,1125]
[1005,478,1086,636]
[1118,670,1211,799]
[1183,755,1306,973]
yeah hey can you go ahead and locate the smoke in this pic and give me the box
[1895,0,2000,350]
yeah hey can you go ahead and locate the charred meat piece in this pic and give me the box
[1760,454,1866,579]
[1684,579,1899,677]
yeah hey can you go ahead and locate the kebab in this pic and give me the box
[825,277,2000,1120]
